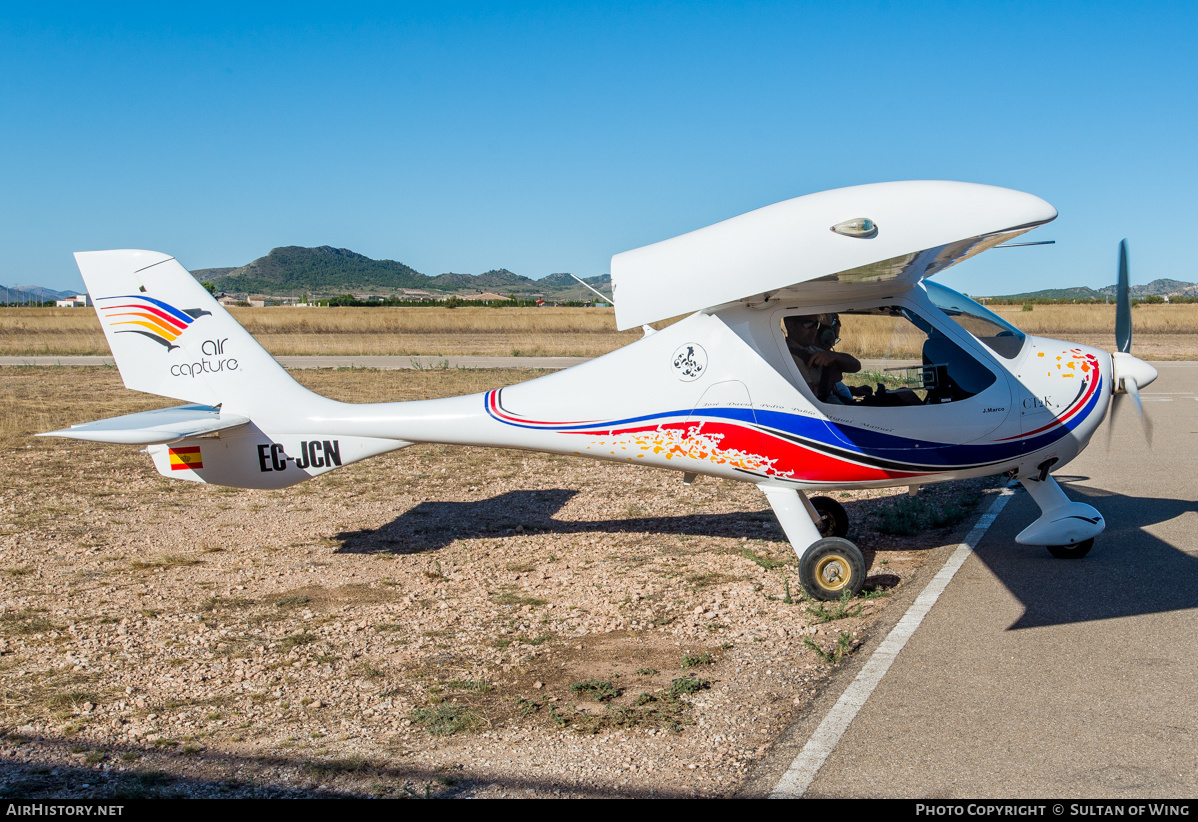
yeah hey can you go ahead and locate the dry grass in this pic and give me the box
[0,366,166,450]
[988,303,1198,335]
[832,305,1198,361]
[232,306,652,357]
[0,308,107,355]
[0,307,648,358]
[987,304,1198,360]
[836,315,926,360]
[0,366,544,450]
[7,303,1198,359]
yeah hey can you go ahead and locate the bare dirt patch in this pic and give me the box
[0,366,994,798]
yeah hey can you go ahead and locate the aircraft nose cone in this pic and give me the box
[1111,352,1158,391]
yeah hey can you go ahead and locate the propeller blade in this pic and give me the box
[1107,353,1158,448]
[1105,392,1122,450]
[1123,375,1153,446]
[1115,239,1131,353]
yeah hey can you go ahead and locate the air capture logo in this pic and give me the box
[97,295,211,351]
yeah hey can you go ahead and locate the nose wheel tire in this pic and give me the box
[1046,538,1094,559]
[800,537,866,601]
[809,496,849,538]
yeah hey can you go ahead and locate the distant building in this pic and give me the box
[398,289,439,301]
[55,294,91,307]
[458,292,511,302]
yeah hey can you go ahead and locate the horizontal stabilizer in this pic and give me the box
[39,404,250,445]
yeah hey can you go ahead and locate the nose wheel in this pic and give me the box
[809,495,849,538]
[1046,538,1094,559]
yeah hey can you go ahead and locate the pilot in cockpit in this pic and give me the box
[784,314,862,403]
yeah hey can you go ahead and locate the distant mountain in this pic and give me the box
[2,284,78,303]
[191,267,236,281]
[990,278,1198,301]
[191,246,611,299]
[14,285,79,300]
[201,246,426,294]
[1095,278,1198,298]
[991,286,1106,301]
[540,272,611,287]
[429,269,536,292]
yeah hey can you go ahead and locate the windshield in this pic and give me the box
[924,281,1026,359]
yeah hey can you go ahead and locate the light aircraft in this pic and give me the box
[42,180,1158,601]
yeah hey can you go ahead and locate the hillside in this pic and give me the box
[428,269,537,291]
[191,267,235,281]
[2,284,78,304]
[995,286,1105,301]
[1095,278,1198,298]
[200,246,426,294]
[990,278,1198,301]
[191,246,612,299]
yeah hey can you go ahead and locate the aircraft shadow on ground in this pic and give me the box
[0,733,686,799]
[335,488,780,554]
[333,490,911,591]
[973,479,1198,630]
[334,488,901,559]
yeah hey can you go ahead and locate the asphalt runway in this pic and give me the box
[751,362,1198,798]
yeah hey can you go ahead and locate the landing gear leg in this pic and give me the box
[760,485,866,601]
[1016,473,1105,558]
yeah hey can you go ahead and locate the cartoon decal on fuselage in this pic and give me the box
[42,181,1156,601]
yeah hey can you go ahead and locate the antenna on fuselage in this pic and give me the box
[994,240,1056,248]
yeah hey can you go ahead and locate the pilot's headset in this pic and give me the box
[816,314,841,349]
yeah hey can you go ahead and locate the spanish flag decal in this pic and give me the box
[168,446,203,471]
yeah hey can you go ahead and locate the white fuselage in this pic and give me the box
[249,286,1112,493]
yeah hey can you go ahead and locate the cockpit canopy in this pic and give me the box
[611,181,1057,330]
[924,281,1026,359]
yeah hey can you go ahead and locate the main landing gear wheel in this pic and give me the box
[800,537,866,601]
[1046,538,1094,559]
[809,496,849,538]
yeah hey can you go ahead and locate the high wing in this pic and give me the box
[610,180,1057,329]
[39,404,250,445]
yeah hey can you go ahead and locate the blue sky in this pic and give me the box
[2,1,1195,295]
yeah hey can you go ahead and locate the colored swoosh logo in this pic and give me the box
[96,295,211,351]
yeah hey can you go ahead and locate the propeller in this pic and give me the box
[1107,239,1157,446]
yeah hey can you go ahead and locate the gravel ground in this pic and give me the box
[0,367,991,799]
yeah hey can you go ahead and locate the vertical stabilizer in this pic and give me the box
[75,250,314,412]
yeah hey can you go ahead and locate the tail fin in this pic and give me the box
[63,250,411,489]
[75,250,313,413]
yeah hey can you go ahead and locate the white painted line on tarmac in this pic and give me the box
[769,487,1016,799]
